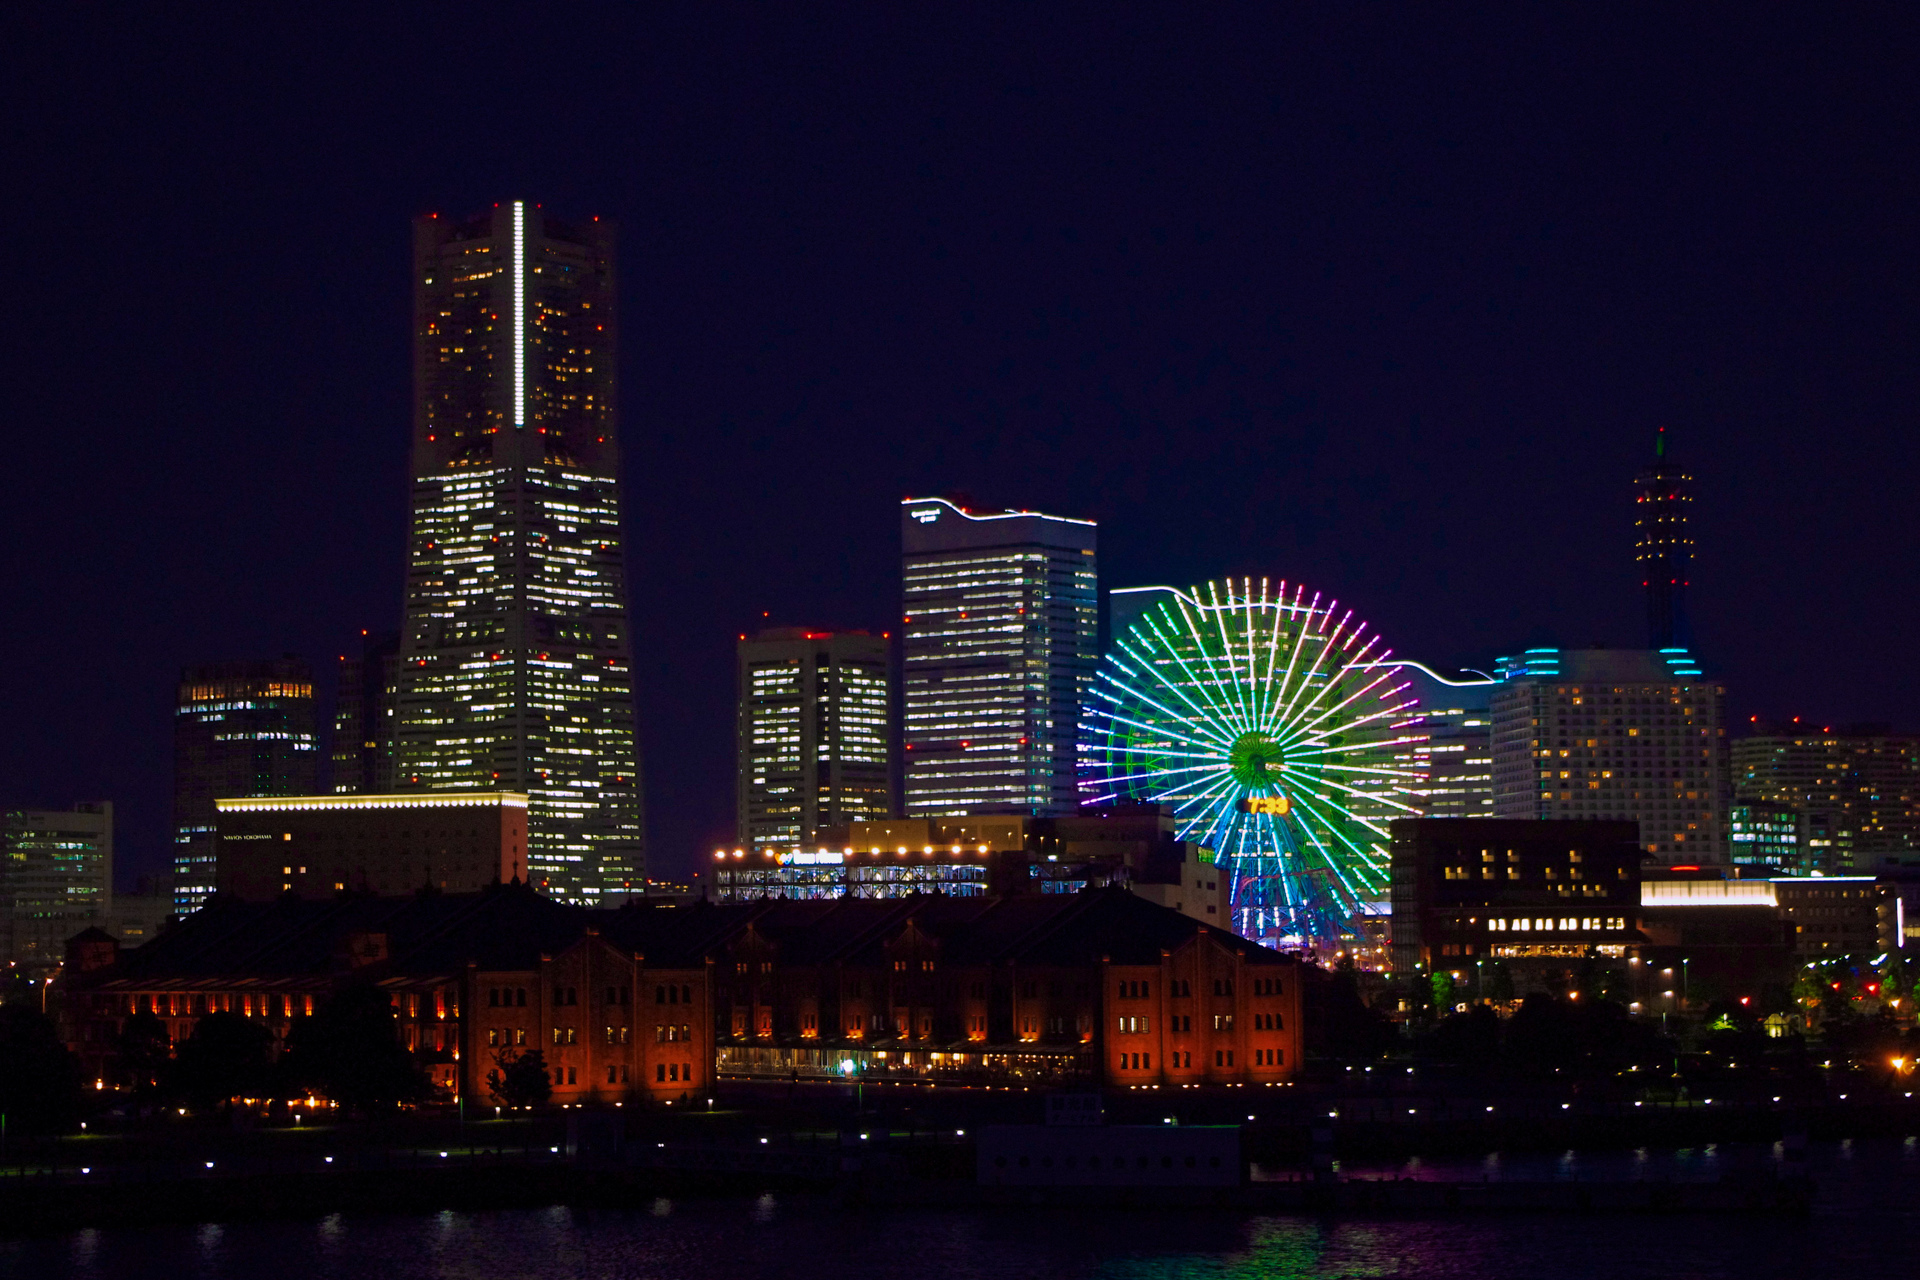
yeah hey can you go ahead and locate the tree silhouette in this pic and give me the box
[0,1003,83,1132]
[282,981,431,1115]
[168,1011,272,1111]
[486,1047,553,1108]
[113,1009,171,1103]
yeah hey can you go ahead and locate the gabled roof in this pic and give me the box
[76,885,1287,987]
[81,884,584,987]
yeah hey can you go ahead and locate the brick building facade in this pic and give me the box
[58,885,1301,1103]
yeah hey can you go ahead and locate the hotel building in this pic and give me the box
[1490,647,1729,866]
[735,628,893,853]
[901,497,1097,817]
[395,202,644,902]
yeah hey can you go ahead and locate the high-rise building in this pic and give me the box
[735,628,893,853]
[2,802,112,979]
[1375,661,1497,820]
[1731,724,1920,873]
[173,659,319,913]
[395,202,644,903]
[901,496,1097,817]
[1489,647,1730,866]
[1633,427,1694,649]
[332,629,400,794]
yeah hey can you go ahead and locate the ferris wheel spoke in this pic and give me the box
[1169,596,1254,737]
[1093,678,1234,753]
[1251,581,1285,731]
[1263,589,1325,736]
[1137,608,1247,741]
[1080,759,1231,791]
[1289,800,1389,892]
[1093,700,1231,752]
[1205,580,1252,729]
[1277,632,1390,744]
[1272,607,1356,740]
[1275,802,1375,906]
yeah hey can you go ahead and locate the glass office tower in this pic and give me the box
[395,201,644,902]
[735,628,893,852]
[172,659,318,913]
[901,496,1097,816]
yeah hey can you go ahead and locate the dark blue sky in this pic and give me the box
[5,7,1915,887]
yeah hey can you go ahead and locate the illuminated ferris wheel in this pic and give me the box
[1079,579,1427,947]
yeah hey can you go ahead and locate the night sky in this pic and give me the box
[5,9,1915,889]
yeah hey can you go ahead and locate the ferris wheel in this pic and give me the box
[1079,578,1427,946]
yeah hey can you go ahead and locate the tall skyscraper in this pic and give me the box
[1,802,112,979]
[735,628,893,852]
[395,202,644,902]
[172,659,318,913]
[1634,427,1693,649]
[332,629,400,794]
[1489,647,1729,866]
[901,496,1097,816]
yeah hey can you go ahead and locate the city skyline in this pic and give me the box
[7,11,1916,891]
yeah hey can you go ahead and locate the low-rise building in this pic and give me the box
[710,808,1229,926]
[1641,874,1899,959]
[215,792,529,901]
[1387,818,1642,991]
[58,884,1300,1101]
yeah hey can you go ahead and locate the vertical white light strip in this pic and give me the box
[512,201,526,427]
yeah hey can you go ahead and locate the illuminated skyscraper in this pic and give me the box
[901,497,1097,816]
[1634,427,1693,649]
[172,659,318,913]
[735,628,893,852]
[395,202,644,902]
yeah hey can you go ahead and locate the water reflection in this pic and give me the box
[2,1140,1915,1280]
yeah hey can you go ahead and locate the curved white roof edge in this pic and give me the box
[901,495,1096,528]
[1357,659,1498,687]
[1109,587,1496,686]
